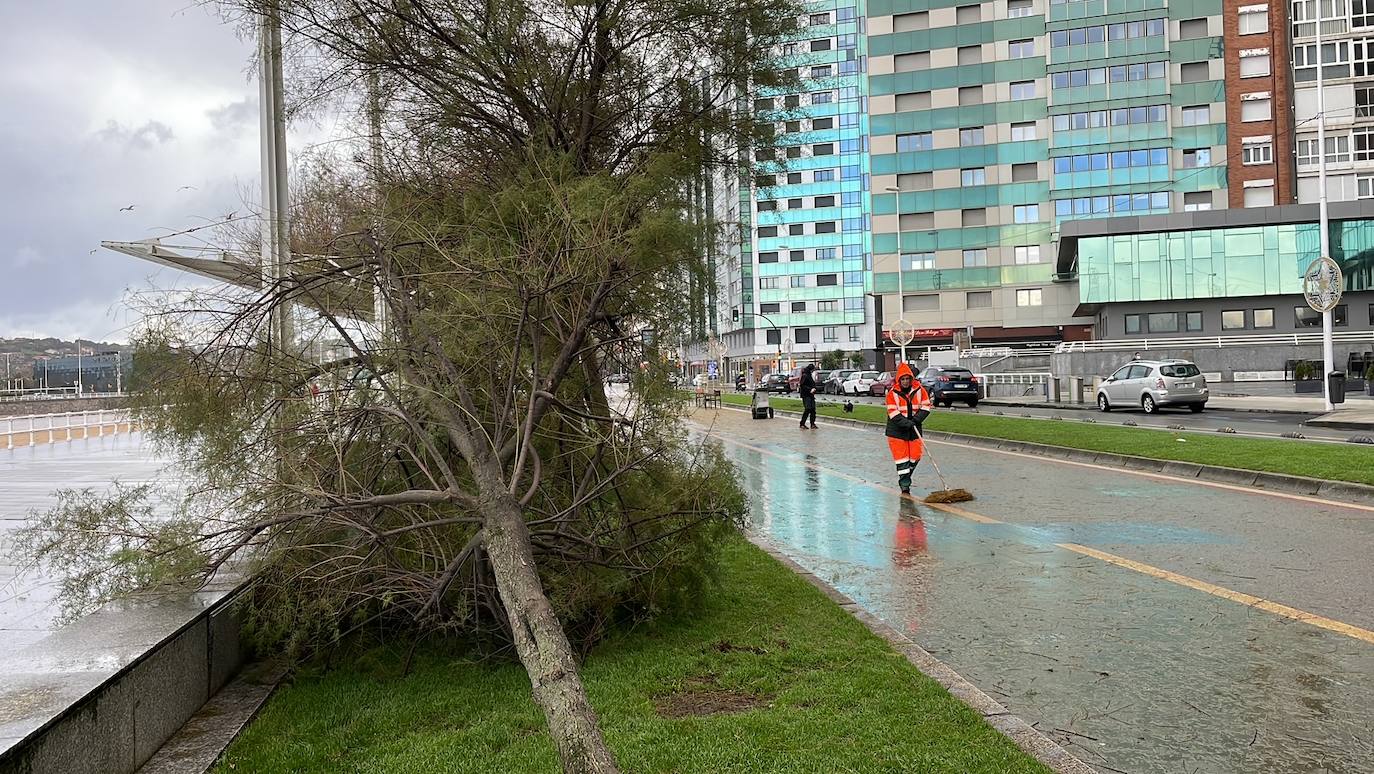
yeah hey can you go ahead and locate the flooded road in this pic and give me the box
[692,409,1374,774]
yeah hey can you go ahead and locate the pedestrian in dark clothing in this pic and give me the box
[799,364,819,429]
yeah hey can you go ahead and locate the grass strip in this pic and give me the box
[719,393,1374,486]
[217,537,1050,774]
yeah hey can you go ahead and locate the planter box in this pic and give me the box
[1348,378,1367,392]
[1294,380,1323,394]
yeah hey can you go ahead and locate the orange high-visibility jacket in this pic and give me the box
[885,362,931,440]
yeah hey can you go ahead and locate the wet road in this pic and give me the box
[0,433,173,648]
[692,409,1374,774]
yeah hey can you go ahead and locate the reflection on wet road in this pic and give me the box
[693,410,1374,774]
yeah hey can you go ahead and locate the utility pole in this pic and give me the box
[76,339,83,396]
[1315,0,1335,412]
[259,3,293,356]
[368,63,389,337]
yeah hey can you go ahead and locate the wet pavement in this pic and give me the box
[692,409,1374,774]
[0,432,175,648]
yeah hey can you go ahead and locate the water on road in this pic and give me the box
[692,408,1374,774]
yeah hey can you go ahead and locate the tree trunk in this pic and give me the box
[482,492,621,773]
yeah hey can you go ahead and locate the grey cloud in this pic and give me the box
[95,119,176,150]
[207,99,257,132]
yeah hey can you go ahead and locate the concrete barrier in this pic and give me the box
[0,577,247,774]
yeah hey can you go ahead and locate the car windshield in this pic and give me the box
[859,371,878,379]
[943,369,973,378]
[1161,364,1200,378]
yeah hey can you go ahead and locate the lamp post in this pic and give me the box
[753,309,784,374]
[1315,0,1336,412]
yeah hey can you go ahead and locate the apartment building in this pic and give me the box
[1291,0,1374,203]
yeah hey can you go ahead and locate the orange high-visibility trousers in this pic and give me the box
[887,436,924,490]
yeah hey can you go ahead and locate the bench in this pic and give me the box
[695,388,722,409]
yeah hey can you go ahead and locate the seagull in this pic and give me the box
[88,249,97,255]
[177,185,197,191]
[119,205,135,212]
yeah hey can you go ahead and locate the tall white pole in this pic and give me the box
[1315,1,1335,412]
[897,255,906,365]
[76,339,82,396]
[368,67,389,337]
[259,5,292,356]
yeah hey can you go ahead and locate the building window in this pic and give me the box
[812,90,833,104]
[967,291,993,309]
[1014,245,1041,264]
[761,302,781,314]
[959,85,984,105]
[1009,39,1035,58]
[895,51,931,71]
[1293,39,1350,81]
[1239,6,1269,34]
[1147,312,1179,333]
[823,326,838,342]
[1016,289,1043,307]
[813,169,835,182]
[810,65,832,78]
[789,224,805,236]
[1241,96,1272,121]
[1358,174,1374,199]
[817,300,837,313]
[759,251,779,263]
[814,195,835,207]
[963,249,988,267]
[898,172,933,190]
[903,294,940,312]
[766,329,782,345]
[1013,204,1040,223]
[809,12,830,25]
[1180,18,1209,38]
[1008,0,1033,17]
[849,325,861,341]
[1182,148,1212,168]
[795,328,811,344]
[1242,139,1274,165]
[815,222,837,234]
[812,143,834,156]
[957,4,982,23]
[810,38,832,52]
[961,168,986,186]
[1125,314,1142,334]
[817,274,838,286]
[1222,310,1246,330]
[896,91,931,111]
[790,250,805,261]
[1183,191,1213,211]
[787,172,803,183]
[844,271,863,286]
[1011,121,1037,141]
[1185,311,1204,332]
[791,301,807,312]
[758,225,778,237]
[1295,305,1348,326]
[758,200,777,212]
[1255,308,1275,328]
[902,252,935,270]
[760,277,779,289]
[1358,84,1374,118]
[1181,105,1212,126]
[1244,182,1275,206]
[812,117,834,130]
[962,208,987,227]
[815,247,836,259]
[1012,162,1038,182]
[1010,80,1037,100]
[958,45,982,66]
[897,132,933,152]
[1180,62,1210,82]
[1240,50,1271,77]
[899,212,935,230]
[791,275,806,288]
[959,127,985,146]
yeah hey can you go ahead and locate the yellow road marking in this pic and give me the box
[1058,543,1374,645]
[697,420,1374,646]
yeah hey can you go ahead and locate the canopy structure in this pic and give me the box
[101,238,263,289]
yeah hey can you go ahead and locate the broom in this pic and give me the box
[912,426,974,503]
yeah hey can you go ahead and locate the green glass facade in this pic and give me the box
[1079,219,1374,305]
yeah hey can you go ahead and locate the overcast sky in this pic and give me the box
[1,2,333,343]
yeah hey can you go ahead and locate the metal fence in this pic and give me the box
[1056,331,1374,353]
[2,410,135,449]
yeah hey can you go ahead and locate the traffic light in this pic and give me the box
[732,308,740,322]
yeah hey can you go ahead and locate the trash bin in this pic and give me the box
[1328,371,1347,404]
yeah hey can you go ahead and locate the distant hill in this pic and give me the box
[0,337,133,387]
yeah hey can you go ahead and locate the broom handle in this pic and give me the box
[912,425,952,491]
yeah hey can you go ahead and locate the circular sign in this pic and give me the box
[783,338,794,355]
[889,319,917,346]
[1303,257,1344,313]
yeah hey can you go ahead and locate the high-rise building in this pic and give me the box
[693,1,880,381]
[1290,0,1374,203]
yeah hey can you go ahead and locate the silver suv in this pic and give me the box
[1096,359,1209,414]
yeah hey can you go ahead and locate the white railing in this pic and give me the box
[974,372,1052,385]
[1056,331,1374,353]
[1,410,134,449]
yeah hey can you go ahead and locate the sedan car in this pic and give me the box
[868,372,894,396]
[757,373,792,393]
[824,369,857,394]
[841,370,880,395]
[919,367,980,407]
[1096,359,1208,413]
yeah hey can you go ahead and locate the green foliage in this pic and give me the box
[819,349,844,371]
[218,538,1050,773]
[1365,364,1374,381]
[849,352,866,369]
[1294,360,1316,381]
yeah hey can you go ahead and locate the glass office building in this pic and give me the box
[864,0,1230,352]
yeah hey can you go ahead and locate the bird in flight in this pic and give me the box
[119,205,135,212]
[178,185,197,191]
[88,249,97,255]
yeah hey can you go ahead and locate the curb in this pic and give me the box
[715,404,1374,508]
[980,397,1316,417]
[746,534,1098,774]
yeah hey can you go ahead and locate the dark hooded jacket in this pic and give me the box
[800,364,818,397]
[884,362,932,440]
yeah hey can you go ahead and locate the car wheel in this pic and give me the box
[1142,394,1157,414]
[966,399,978,408]
[1189,404,1204,413]
[1097,393,1111,412]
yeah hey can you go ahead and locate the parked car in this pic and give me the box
[758,373,791,393]
[919,366,980,408]
[814,370,832,391]
[841,370,880,395]
[824,369,857,394]
[1096,359,1208,413]
[868,371,894,396]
